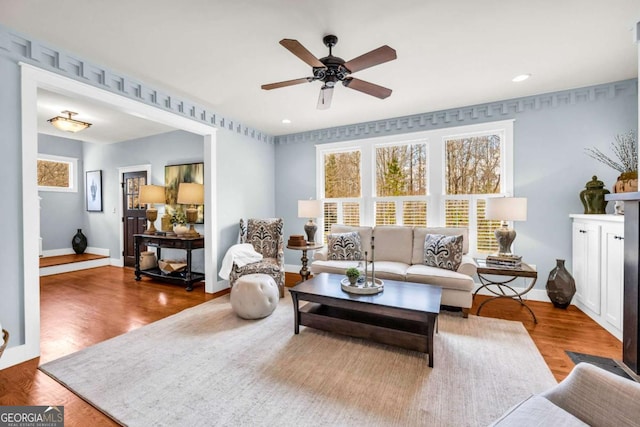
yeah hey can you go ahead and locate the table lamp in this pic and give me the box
[485,197,527,256]
[298,199,323,244]
[139,185,166,235]
[177,183,204,238]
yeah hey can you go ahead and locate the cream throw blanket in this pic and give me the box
[218,243,263,280]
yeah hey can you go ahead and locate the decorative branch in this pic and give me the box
[585,131,637,173]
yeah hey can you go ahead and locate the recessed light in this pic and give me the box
[281,119,291,124]
[512,74,531,83]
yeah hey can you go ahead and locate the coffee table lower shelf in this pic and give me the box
[299,303,433,365]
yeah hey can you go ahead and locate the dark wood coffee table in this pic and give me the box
[289,273,442,367]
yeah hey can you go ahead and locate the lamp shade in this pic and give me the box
[139,185,166,205]
[485,197,527,221]
[177,183,204,205]
[298,200,323,218]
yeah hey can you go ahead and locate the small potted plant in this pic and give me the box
[345,267,361,285]
[171,209,188,235]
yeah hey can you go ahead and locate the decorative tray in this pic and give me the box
[340,277,384,295]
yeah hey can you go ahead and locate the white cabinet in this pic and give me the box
[601,224,624,332]
[570,214,623,340]
[572,221,600,313]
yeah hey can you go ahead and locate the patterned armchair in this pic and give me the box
[228,218,285,297]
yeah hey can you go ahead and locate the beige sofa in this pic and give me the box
[310,225,476,317]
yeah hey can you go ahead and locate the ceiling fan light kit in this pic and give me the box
[262,35,396,109]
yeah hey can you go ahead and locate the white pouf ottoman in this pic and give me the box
[230,274,279,319]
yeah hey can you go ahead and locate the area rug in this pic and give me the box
[40,295,556,426]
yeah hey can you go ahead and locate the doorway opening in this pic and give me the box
[8,63,218,370]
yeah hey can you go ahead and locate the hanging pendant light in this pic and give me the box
[48,110,92,133]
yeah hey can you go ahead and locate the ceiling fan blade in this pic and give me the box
[280,39,326,68]
[343,45,397,73]
[317,86,334,110]
[261,77,311,90]
[343,78,392,99]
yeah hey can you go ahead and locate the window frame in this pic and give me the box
[37,153,79,193]
[316,119,514,256]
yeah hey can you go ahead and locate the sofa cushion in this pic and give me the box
[424,234,463,271]
[331,225,373,260]
[372,226,414,264]
[406,264,475,292]
[310,260,363,276]
[412,227,469,264]
[327,231,363,260]
[490,395,588,426]
[368,261,409,281]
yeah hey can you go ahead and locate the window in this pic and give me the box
[322,149,362,235]
[444,133,504,254]
[374,142,427,226]
[317,120,514,256]
[37,154,78,192]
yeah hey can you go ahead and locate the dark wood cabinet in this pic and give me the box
[134,234,205,291]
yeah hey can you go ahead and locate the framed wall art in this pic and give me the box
[86,170,103,212]
[165,162,204,223]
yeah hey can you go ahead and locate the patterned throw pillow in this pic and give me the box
[424,234,463,271]
[327,232,363,260]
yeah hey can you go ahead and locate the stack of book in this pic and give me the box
[486,254,522,268]
[287,235,307,247]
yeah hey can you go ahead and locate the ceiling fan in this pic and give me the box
[261,35,397,109]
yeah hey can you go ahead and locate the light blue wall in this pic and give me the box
[0,54,23,344]
[216,131,276,270]
[275,80,638,289]
[82,130,205,261]
[38,134,85,251]
[0,24,276,348]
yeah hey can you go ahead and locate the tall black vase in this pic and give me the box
[72,229,87,254]
[546,259,576,309]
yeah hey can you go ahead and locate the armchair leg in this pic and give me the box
[462,308,469,318]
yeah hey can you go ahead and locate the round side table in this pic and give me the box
[286,243,324,282]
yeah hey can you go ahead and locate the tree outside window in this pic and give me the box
[445,134,502,253]
[375,143,427,226]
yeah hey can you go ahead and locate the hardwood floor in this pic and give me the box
[0,268,623,426]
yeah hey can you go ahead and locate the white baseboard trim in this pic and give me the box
[0,341,40,371]
[40,257,111,276]
[285,264,301,274]
[42,247,110,257]
[473,283,553,303]
[42,248,75,257]
[110,257,124,267]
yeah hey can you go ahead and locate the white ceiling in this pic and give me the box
[2,0,639,138]
[38,89,176,144]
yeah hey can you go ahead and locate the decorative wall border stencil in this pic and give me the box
[0,24,274,144]
[275,79,638,145]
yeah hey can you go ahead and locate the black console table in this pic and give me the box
[134,234,205,291]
